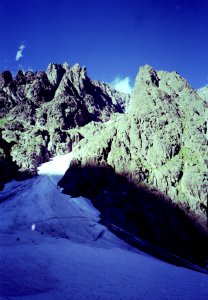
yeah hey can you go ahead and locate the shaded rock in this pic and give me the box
[52,63,124,123]
[0,71,17,116]
[25,71,35,84]
[36,94,92,129]
[92,79,130,112]
[34,63,128,131]
[15,168,37,181]
[69,65,208,229]
[67,63,87,95]
[0,71,13,88]
[15,70,26,85]
[59,164,208,267]
[0,132,18,186]
[23,71,54,105]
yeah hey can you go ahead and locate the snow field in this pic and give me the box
[0,153,208,299]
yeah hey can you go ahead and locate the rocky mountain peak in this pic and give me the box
[130,65,204,117]
[63,61,70,71]
[136,64,160,87]
[70,62,86,75]
[130,65,161,114]
[0,71,13,88]
[0,61,129,184]
[55,65,208,266]
[15,70,25,85]
[62,65,207,232]
[46,63,66,87]
[67,63,88,94]
[25,70,35,84]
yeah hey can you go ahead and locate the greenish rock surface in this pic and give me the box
[0,63,129,187]
[67,65,208,229]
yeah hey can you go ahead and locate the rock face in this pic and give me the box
[63,65,208,230]
[0,132,18,190]
[0,62,130,186]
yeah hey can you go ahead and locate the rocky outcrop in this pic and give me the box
[0,71,17,117]
[46,63,66,87]
[0,63,129,186]
[64,65,208,230]
[57,65,208,267]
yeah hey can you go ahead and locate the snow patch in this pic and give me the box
[38,152,73,176]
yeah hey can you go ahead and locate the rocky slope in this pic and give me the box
[58,66,208,263]
[64,66,207,224]
[0,62,129,187]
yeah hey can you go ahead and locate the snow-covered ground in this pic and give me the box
[0,154,208,299]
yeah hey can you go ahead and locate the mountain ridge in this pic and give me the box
[0,62,130,185]
[0,62,207,266]
[59,64,207,228]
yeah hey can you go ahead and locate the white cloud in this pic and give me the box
[111,76,133,94]
[15,44,25,61]
[197,85,208,100]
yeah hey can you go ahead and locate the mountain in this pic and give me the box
[0,63,207,268]
[60,65,207,225]
[0,63,130,185]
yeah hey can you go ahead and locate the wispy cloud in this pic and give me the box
[15,44,25,61]
[111,76,133,94]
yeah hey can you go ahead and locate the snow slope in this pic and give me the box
[0,154,208,299]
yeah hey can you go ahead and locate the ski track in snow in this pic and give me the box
[0,153,208,299]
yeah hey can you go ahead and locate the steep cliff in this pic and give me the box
[0,63,129,184]
[63,65,208,229]
[58,65,208,265]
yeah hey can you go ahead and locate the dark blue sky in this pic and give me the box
[0,0,208,89]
